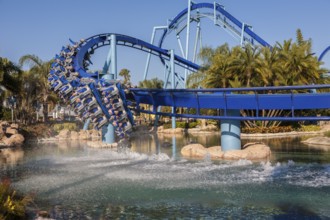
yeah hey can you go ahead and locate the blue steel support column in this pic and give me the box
[184,0,192,87]
[101,34,117,144]
[221,109,241,151]
[83,118,91,130]
[172,136,176,159]
[170,49,176,129]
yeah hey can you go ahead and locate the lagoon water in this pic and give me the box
[1,132,330,219]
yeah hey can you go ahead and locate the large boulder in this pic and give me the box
[70,131,79,140]
[223,143,271,160]
[2,134,25,146]
[6,127,18,135]
[57,129,71,139]
[10,123,19,129]
[157,126,184,134]
[302,137,330,146]
[90,129,101,141]
[79,130,91,140]
[181,145,224,159]
[0,121,25,147]
[207,146,224,159]
[0,126,4,139]
[181,142,271,160]
[181,143,208,158]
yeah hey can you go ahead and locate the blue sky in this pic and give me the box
[1,0,330,84]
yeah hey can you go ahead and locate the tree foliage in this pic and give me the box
[19,54,56,122]
[0,57,22,94]
[192,29,328,128]
[119,68,131,84]
[138,77,164,89]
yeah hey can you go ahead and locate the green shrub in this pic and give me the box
[242,126,293,134]
[297,125,321,132]
[163,121,198,129]
[52,122,78,133]
[0,179,33,219]
[324,131,330,137]
[0,108,12,121]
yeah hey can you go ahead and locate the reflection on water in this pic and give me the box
[0,133,329,219]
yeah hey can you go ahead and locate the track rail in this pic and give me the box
[129,84,330,121]
[49,2,330,141]
[159,2,271,49]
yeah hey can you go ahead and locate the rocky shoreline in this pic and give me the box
[0,121,25,147]
[1,121,329,161]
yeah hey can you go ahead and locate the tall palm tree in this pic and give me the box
[19,55,53,122]
[195,44,235,88]
[255,47,283,87]
[138,77,164,89]
[203,54,234,88]
[0,57,22,94]
[230,45,261,87]
[277,30,325,86]
[186,71,205,88]
[119,68,131,84]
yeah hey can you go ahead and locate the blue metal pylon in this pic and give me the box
[101,34,117,144]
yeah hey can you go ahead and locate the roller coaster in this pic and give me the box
[48,1,330,145]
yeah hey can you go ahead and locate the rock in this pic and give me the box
[10,123,19,129]
[0,128,4,139]
[90,129,101,140]
[302,137,330,146]
[207,146,224,158]
[79,130,91,140]
[5,127,18,135]
[161,128,184,134]
[157,126,164,133]
[36,210,56,220]
[181,142,271,160]
[70,131,79,140]
[2,134,25,146]
[223,149,250,160]
[181,143,208,158]
[0,121,9,127]
[58,129,70,139]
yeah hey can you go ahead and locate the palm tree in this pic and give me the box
[277,30,325,86]
[19,55,53,122]
[230,45,261,87]
[138,77,164,89]
[186,71,205,88]
[119,68,131,84]
[255,46,283,87]
[0,57,22,93]
[194,44,235,88]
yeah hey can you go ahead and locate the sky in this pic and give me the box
[1,0,330,85]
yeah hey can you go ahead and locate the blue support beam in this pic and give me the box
[101,34,117,144]
[130,85,330,121]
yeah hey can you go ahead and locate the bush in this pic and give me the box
[0,179,33,219]
[0,108,12,121]
[52,122,79,134]
[297,125,321,132]
[324,131,330,137]
[242,126,293,134]
[163,121,198,129]
[242,124,323,134]
[21,123,56,139]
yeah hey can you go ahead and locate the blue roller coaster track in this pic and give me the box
[49,2,330,139]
